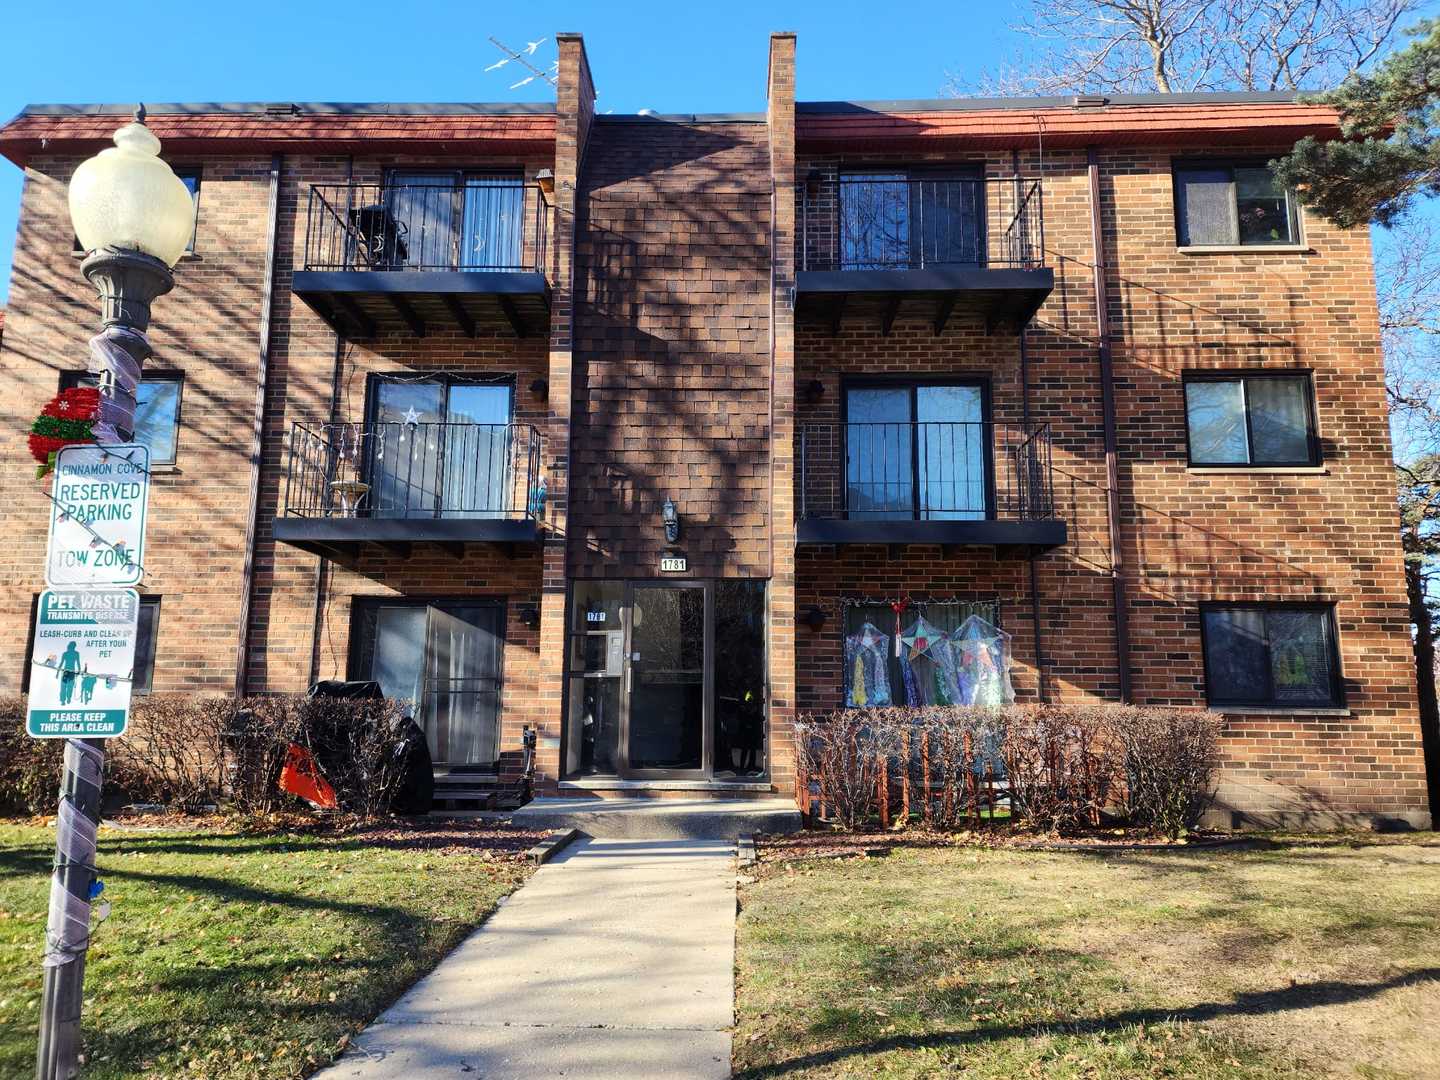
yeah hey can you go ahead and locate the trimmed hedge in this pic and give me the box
[0,694,414,820]
[795,704,1223,838]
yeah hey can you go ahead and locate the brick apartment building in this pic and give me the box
[0,32,1429,828]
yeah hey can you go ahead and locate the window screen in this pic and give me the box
[1183,374,1317,466]
[1201,605,1341,707]
[1175,162,1298,247]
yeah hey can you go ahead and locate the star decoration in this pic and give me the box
[401,407,421,427]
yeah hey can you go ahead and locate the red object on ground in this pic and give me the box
[278,743,337,809]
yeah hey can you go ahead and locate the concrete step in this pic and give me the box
[557,778,776,800]
[511,796,803,840]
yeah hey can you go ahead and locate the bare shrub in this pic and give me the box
[108,695,230,811]
[999,705,1121,835]
[907,707,1006,827]
[296,696,415,820]
[795,710,900,830]
[224,697,306,815]
[1115,707,1223,838]
[0,697,64,816]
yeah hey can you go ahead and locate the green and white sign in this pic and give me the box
[27,589,141,739]
[45,443,149,588]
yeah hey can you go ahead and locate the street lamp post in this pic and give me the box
[35,106,193,1080]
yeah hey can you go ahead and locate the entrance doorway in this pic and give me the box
[565,579,766,781]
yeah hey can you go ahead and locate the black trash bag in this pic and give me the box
[389,716,434,815]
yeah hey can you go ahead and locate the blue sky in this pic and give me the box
[0,0,1024,301]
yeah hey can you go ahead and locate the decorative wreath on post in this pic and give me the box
[29,386,100,478]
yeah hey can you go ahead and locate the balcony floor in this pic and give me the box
[273,515,542,561]
[797,516,1067,555]
[293,270,551,340]
[795,267,1054,335]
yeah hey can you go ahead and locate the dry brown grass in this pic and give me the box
[736,833,1440,1078]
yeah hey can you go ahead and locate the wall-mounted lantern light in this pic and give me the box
[518,604,541,629]
[802,606,828,631]
[535,169,555,196]
[662,497,680,544]
[529,377,549,399]
[804,379,825,404]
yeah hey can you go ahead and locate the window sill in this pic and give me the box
[1177,244,1313,255]
[1209,705,1351,717]
[148,464,181,475]
[1187,466,1327,475]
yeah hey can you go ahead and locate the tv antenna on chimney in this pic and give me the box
[485,36,559,90]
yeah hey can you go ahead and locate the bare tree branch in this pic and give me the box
[947,0,1421,97]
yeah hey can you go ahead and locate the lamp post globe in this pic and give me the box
[65,106,193,443]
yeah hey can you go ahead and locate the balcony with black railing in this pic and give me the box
[273,420,545,558]
[795,175,1053,334]
[797,421,1066,551]
[292,179,552,340]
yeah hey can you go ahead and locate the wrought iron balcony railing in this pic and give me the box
[797,176,1045,273]
[282,421,544,521]
[302,181,550,274]
[799,421,1056,522]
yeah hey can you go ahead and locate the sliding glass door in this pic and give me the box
[844,381,991,521]
[366,376,513,519]
[351,599,505,769]
[387,171,525,271]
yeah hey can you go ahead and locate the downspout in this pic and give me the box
[1013,149,1049,704]
[308,156,354,687]
[233,153,284,696]
[1086,146,1133,703]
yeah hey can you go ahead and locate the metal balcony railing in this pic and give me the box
[797,176,1045,273]
[282,421,544,521]
[303,181,550,273]
[798,421,1056,522]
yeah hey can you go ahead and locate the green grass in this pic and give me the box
[735,835,1440,1079]
[0,821,532,1079]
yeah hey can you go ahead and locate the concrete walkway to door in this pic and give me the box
[312,837,736,1079]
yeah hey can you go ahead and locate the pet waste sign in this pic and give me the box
[45,443,150,588]
[27,589,141,738]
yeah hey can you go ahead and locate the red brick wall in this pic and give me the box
[0,153,277,695]
[568,119,773,580]
[791,142,1429,825]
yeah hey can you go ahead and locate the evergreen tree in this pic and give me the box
[1275,19,1440,227]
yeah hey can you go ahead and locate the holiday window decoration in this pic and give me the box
[28,386,101,478]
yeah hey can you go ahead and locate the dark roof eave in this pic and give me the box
[797,90,1310,114]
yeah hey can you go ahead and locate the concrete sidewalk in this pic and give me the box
[313,837,736,1079]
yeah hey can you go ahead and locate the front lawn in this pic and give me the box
[735,834,1440,1078]
[0,819,540,1078]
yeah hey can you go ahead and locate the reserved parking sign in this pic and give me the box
[45,443,150,588]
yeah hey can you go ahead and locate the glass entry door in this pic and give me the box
[564,580,768,781]
[625,583,707,777]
